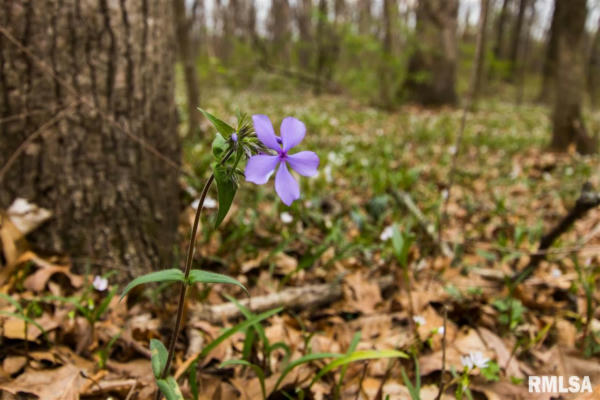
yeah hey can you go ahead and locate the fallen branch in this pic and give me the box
[513,183,600,284]
[390,190,453,257]
[191,275,395,324]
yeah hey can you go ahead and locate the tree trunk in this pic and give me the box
[588,17,600,108]
[295,0,313,70]
[358,0,371,35]
[492,0,511,60]
[472,0,489,102]
[537,0,559,102]
[173,0,201,138]
[402,0,459,106]
[551,0,597,154]
[0,0,180,282]
[508,0,527,80]
[269,0,292,66]
[379,0,396,108]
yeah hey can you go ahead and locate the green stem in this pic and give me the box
[156,147,235,399]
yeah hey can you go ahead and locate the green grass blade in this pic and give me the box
[274,352,341,393]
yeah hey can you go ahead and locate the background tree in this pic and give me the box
[0,0,180,282]
[508,0,528,80]
[472,0,490,103]
[492,0,512,61]
[551,0,597,154]
[588,17,600,108]
[402,0,459,106]
[537,0,558,102]
[173,0,201,137]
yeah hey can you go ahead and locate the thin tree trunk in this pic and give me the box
[515,0,535,104]
[537,0,559,102]
[402,0,459,106]
[173,0,201,138]
[493,0,511,60]
[358,0,372,35]
[379,0,396,108]
[551,0,597,154]
[295,0,313,70]
[508,0,527,80]
[0,0,180,282]
[472,0,489,102]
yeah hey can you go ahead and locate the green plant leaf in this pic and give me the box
[156,377,184,400]
[120,269,184,300]
[311,349,407,386]
[93,286,118,321]
[150,339,169,378]
[212,133,228,159]
[274,353,341,392]
[0,311,47,340]
[188,270,247,294]
[199,108,235,136]
[213,164,237,228]
[220,359,266,399]
[197,307,282,360]
[336,332,361,395]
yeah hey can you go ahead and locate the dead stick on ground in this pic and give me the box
[435,305,448,400]
[191,276,395,324]
[513,182,600,284]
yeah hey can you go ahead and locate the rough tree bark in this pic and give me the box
[379,0,396,108]
[0,0,180,282]
[173,0,201,138]
[551,0,597,154]
[402,0,459,106]
[588,17,600,108]
[295,0,313,70]
[537,0,559,102]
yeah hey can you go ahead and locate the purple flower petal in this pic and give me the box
[253,114,281,151]
[275,162,300,206]
[280,117,306,151]
[245,155,279,184]
[287,151,319,177]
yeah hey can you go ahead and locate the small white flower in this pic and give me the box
[551,268,562,278]
[380,225,394,241]
[324,165,333,183]
[449,145,457,155]
[461,355,474,370]
[280,212,293,224]
[468,351,489,369]
[437,326,445,335]
[441,189,449,200]
[93,276,108,292]
[413,315,426,326]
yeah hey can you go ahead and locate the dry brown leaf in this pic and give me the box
[2,356,27,375]
[343,272,382,314]
[0,364,86,400]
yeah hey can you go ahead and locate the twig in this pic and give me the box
[191,275,395,324]
[435,306,448,400]
[512,183,600,284]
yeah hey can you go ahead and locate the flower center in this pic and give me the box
[278,150,288,161]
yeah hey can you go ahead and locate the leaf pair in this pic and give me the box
[120,268,247,300]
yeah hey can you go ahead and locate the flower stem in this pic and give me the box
[156,148,235,399]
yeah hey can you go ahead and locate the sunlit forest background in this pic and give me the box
[2,0,600,399]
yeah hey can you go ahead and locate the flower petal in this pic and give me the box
[245,155,279,184]
[252,114,281,151]
[287,151,319,176]
[275,163,300,206]
[280,117,306,151]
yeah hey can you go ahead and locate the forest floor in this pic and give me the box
[2,88,600,399]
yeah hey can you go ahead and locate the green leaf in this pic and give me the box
[188,270,247,295]
[311,350,408,386]
[120,269,184,300]
[212,133,228,158]
[156,377,184,400]
[213,164,238,228]
[337,332,361,394]
[0,311,47,340]
[220,359,266,399]
[199,108,235,136]
[93,286,118,321]
[197,307,282,360]
[150,339,169,378]
[274,353,341,392]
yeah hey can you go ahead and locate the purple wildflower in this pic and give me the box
[245,115,319,206]
[231,133,238,142]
